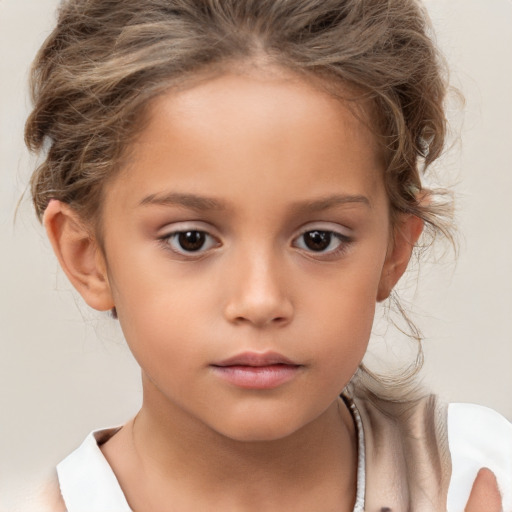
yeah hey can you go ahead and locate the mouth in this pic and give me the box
[210,351,303,390]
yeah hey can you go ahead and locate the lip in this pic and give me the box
[211,351,302,389]
[213,351,298,367]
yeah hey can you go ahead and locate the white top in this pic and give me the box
[56,403,512,512]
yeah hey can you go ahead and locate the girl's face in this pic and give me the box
[92,69,413,441]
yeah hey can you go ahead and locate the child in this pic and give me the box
[23,0,511,510]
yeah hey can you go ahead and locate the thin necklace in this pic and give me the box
[341,394,366,512]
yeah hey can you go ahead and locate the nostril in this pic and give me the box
[224,300,294,327]
[230,314,290,327]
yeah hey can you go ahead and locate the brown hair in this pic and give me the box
[25,0,454,394]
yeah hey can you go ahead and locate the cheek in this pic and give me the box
[105,256,194,359]
[314,289,376,357]
[112,288,206,401]
[299,257,385,365]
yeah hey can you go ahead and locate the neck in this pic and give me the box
[103,376,358,512]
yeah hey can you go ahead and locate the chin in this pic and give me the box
[212,411,311,443]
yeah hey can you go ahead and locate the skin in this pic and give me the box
[465,469,502,512]
[44,67,501,512]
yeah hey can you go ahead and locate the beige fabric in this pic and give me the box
[352,387,452,512]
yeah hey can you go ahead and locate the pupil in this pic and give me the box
[304,231,331,251]
[178,231,205,251]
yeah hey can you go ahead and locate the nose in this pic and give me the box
[223,250,294,328]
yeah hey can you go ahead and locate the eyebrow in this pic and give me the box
[290,194,371,213]
[139,192,370,212]
[139,192,228,211]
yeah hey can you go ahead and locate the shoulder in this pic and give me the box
[9,472,66,512]
[447,403,512,512]
[349,383,512,511]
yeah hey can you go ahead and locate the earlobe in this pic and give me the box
[43,200,114,312]
[377,214,423,302]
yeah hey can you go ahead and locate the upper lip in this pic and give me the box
[212,351,299,367]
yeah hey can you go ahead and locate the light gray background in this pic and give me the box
[1,0,511,506]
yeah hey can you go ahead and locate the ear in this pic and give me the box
[377,214,423,302]
[43,200,114,312]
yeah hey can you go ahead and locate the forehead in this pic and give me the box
[110,67,386,212]
[142,67,378,150]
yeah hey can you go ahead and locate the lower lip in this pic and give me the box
[211,364,301,389]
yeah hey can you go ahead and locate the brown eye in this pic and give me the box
[164,230,218,254]
[293,229,351,256]
[303,230,333,251]
[177,231,206,251]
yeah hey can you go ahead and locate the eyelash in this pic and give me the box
[159,230,220,256]
[158,228,352,259]
[292,230,352,259]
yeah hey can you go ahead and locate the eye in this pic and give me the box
[294,230,349,254]
[163,230,219,254]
